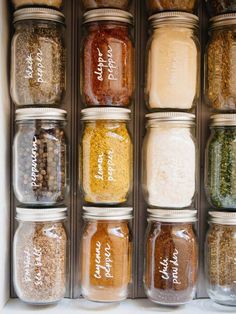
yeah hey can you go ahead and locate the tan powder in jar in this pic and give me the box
[13,0,62,9]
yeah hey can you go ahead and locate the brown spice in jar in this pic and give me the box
[14,221,67,304]
[145,222,198,304]
[82,0,130,10]
[82,23,134,107]
[206,0,236,16]
[147,0,197,14]
[12,0,62,9]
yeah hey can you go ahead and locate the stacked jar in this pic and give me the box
[142,6,199,306]
[204,7,236,306]
[79,3,134,303]
[10,0,68,305]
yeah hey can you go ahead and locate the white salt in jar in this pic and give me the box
[142,112,196,208]
[145,12,200,110]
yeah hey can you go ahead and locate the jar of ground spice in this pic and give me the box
[145,12,200,110]
[206,211,236,306]
[13,207,67,305]
[206,0,236,16]
[13,108,67,205]
[11,8,66,107]
[142,112,196,208]
[12,0,63,9]
[81,9,134,107]
[205,114,236,209]
[80,108,133,204]
[144,209,198,306]
[81,207,132,302]
[147,0,197,15]
[205,14,236,111]
[82,0,130,10]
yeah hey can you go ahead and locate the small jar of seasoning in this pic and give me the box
[11,8,66,107]
[206,0,236,16]
[13,108,67,205]
[205,114,236,209]
[142,112,196,208]
[145,12,200,110]
[205,211,236,306]
[12,0,63,9]
[81,9,134,107]
[82,0,130,10]
[146,0,197,15]
[80,108,133,204]
[81,207,133,303]
[144,209,198,306]
[205,14,236,111]
[13,207,67,305]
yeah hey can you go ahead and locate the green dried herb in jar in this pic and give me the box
[205,14,236,111]
[205,114,236,209]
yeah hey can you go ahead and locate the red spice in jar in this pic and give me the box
[81,9,134,107]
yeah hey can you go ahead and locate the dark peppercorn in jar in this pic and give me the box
[13,108,68,205]
[206,0,236,16]
[144,209,198,306]
[81,9,134,107]
[11,8,66,107]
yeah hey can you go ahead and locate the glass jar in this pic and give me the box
[13,207,68,305]
[80,108,133,204]
[82,0,130,10]
[12,0,63,9]
[146,0,197,15]
[205,114,236,209]
[81,207,133,302]
[144,209,198,306]
[205,211,236,306]
[206,0,236,16]
[13,108,68,205]
[142,112,196,208]
[81,9,134,107]
[145,12,199,110]
[205,14,236,111]
[11,8,66,107]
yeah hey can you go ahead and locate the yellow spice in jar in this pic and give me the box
[81,121,132,204]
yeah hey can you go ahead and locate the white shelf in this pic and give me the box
[2,298,236,314]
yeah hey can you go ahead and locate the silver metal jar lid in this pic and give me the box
[210,114,236,127]
[83,207,133,220]
[210,13,236,30]
[83,9,133,25]
[16,207,67,222]
[15,108,67,121]
[146,112,195,127]
[147,209,197,222]
[81,108,131,121]
[209,211,236,225]
[149,12,199,29]
[13,7,65,24]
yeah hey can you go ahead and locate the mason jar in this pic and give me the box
[80,108,133,204]
[206,0,236,16]
[13,108,68,205]
[81,207,133,302]
[11,8,66,106]
[13,207,68,305]
[144,209,198,306]
[81,9,134,107]
[205,14,236,111]
[142,112,196,208]
[145,12,200,110]
[146,0,197,15]
[205,114,236,209]
[205,211,236,306]
[82,0,130,10]
[12,0,63,9]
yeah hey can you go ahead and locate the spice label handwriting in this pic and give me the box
[95,150,115,182]
[94,241,113,279]
[31,136,39,187]
[94,46,118,82]
[24,48,46,83]
[23,248,31,282]
[159,248,181,285]
[234,257,236,284]
[22,246,43,286]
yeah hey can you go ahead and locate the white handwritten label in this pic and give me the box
[24,48,46,83]
[31,136,39,187]
[234,257,236,284]
[33,246,43,286]
[24,54,33,79]
[95,150,116,182]
[22,245,43,286]
[94,45,118,82]
[94,241,113,279]
[23,248,31,283]
[95,153,104,180]
[159,248,181,285]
